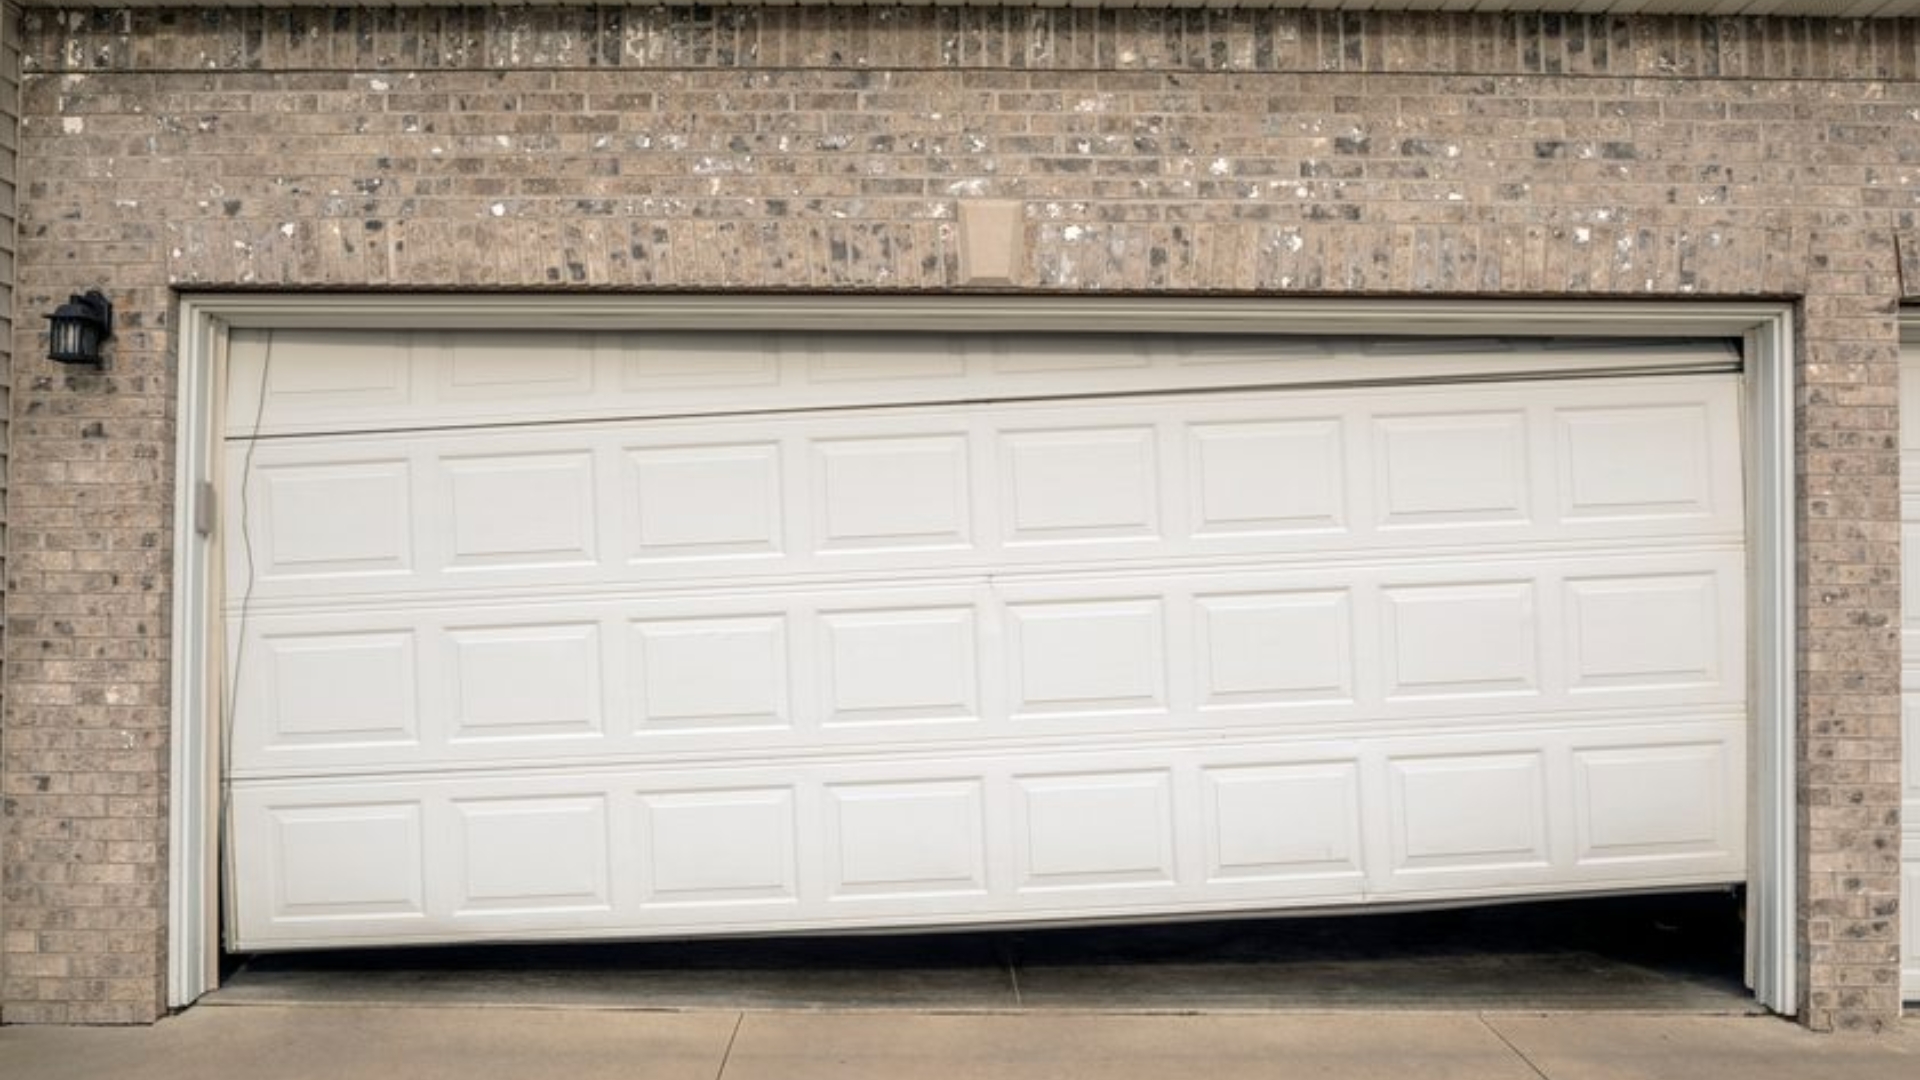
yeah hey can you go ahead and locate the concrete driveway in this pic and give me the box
[3,1007,1917,1080]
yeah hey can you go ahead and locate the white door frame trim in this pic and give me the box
[166,295,1798,1014]
[1899,311,1920,1008]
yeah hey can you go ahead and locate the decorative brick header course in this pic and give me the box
[23,7,1920,81]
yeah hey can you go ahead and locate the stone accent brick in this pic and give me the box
[2,6,1912,1030]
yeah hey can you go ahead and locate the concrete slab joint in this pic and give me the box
[0,4,1909,1034]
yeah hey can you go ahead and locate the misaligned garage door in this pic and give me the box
[222,329,1748,950]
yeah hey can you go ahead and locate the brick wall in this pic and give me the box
[0,6,1910,1029]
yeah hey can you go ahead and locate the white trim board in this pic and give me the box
[166,295,1798,1015]
[1899,312,1920,1008]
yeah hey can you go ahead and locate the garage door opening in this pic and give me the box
[167,297,1799,1014]
[207,891,1754,1012]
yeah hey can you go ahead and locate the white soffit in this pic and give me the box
[18,1,1920,19]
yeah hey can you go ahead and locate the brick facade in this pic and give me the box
[0,6,1910,1029]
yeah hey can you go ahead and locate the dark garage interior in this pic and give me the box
[209,891,1754,1013]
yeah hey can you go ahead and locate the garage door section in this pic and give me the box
[222,329,1748,950]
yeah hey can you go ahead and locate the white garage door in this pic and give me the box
[222,329,1749,950]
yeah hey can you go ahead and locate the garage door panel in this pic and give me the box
[1387,752,1552,875]
[228,720,1745,949]
[814,434,973,552]
[1372,411,1532,528]
[1906,697,1920,808]
[448,795,614,918]
[1379,581,1540,701]
[1187,418,1348,536]
[1201,762,1365,883]
[244,458,414,582]
[826,780,990,900]
[442,452,600,570]
[440,330,597,402]
[1564,573,1728,692]
[446,623,605,743]
[1013,770,1179,892]
[631,614,794,733]
[638,787,799,908]
[1006,598,1170,719]
[229,330,1735,439]
[243,800,428,936]
[1906,858,1920,998]
[228,550,1744,777]
[248,629,421,753]
[1897,340,1920,1002]
[1194,590,1354,708]
[230,329,414,421]
[1571,742,1740,865]
[1557,403,1720,521]
[226,332,1748,952]
[626,440,787,561]
[818,607,981,727]
[226,379,1744,606]
[1000,425,1162,544]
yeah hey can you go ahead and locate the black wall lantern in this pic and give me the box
[47,290,114,367]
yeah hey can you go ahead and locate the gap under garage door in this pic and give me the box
[219,329,1749,951]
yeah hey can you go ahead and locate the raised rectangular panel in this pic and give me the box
[1001,426,1158,542]
[1374,412,1528,527]
[1188,420,1345,535]
[1903,344,1920,450]
[632,616,788,730]
[813,435,970,551]
[621,332,780,390]
[1195,591,1352,707]
[454,796,610,914]
[1177,336,1334,365]
[628,443,782,559]
[263,332,410,400]
[639,788,796,905]
[254,460,411,577]
[259,631,417,750]
[239,330,411,426]
[1383,583,1538,699]
[1202,763,1363,881]
[1390,754,1548,873]
[1016,771,1176,889]
[1009,599,1166,716]
[1558,404,1713,519]
[827,781,987,898]
[1566,575,1721,691]
[441,331,594,399]
[1905,700,1920,801]
[810,334,967,382]
[268,803,424,919]
[449,624,602,741]
[1906,860,1920,998]
[820,608,978,725]
[1574,743,1728,862]
[1904,522,1920,628]
[443,452,596,568]
[992,334,1152,373]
